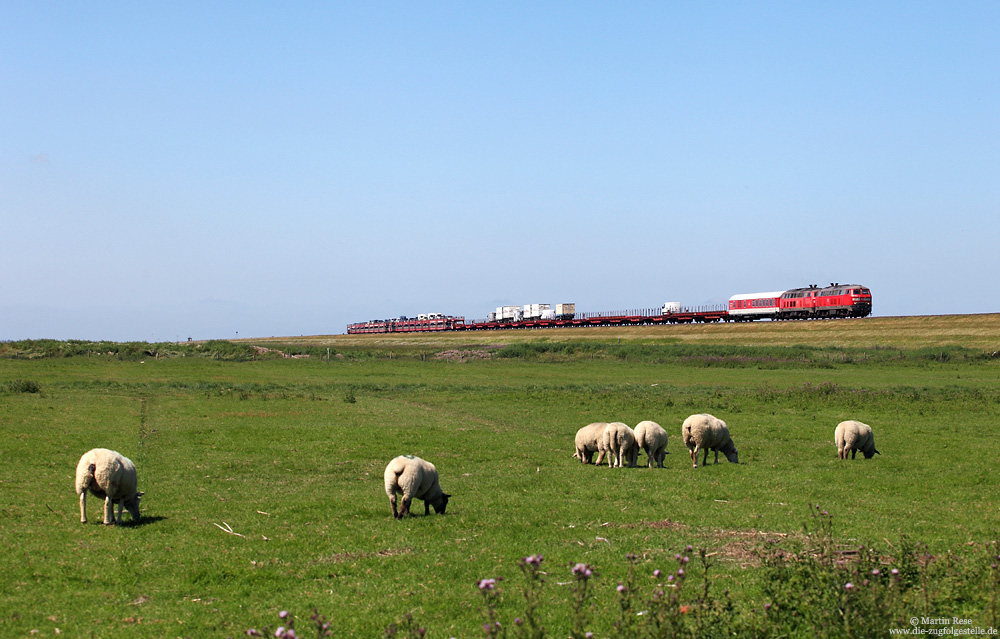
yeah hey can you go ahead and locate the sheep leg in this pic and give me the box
[79,492,88,523]
[424,500,431,516]
[103,496,115,525]
[690,447,698,468]
[116,501,124,525]
[702,448,710,467]
[400,497,412,517]
[713,450,720,464]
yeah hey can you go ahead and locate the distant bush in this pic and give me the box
[4,379,40,393]
[195,340,259,361]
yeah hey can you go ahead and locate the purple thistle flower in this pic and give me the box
[653,569,661,578]
[686,545,693,552]
[764,603,772,611]
[522,554,544,567]
[477,578,497,591]
[617,583,626,593]
[891,568,899,576]
[845,582,854,591]
[585,633,593,639]
[682,556,690,564]
[275,628,285,637]
[677,568,685,577]
[279,611,289,619]
[667,574,674,582]
[871,569,880,576]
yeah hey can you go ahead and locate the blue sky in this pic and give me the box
[3,3,997,341]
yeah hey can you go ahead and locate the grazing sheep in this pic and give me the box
[383,455,451,519]
[835,420,880,459]
[573,422,609,464]
[682,414,739,468]
[634,420,669,468]
[75,448,142,525]
[600,422,639,468]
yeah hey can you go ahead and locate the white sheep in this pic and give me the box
[600,422,639,468]
[682,414,739,468]
[573,422,609,464]
[634,420,669,468]
[835,420,880,459]
[75,448,142,525]
[383,455,451,518]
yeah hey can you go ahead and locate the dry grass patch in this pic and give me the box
[434,349,498,361]
[315,548,411,564]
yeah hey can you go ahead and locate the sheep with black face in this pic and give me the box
[75,448,142,525]
[682,414,739,468]
[835,420,880,460]
[384,455,450,518]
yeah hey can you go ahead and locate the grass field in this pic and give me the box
[1,315,999,637]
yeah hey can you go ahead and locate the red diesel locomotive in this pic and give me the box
[727,283,872,321]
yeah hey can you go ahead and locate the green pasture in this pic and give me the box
[1,323,999,637]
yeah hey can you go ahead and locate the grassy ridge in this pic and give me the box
[1,318,999,637]
[275,313,1000,350]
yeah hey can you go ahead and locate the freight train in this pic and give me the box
[346,282,872,334]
